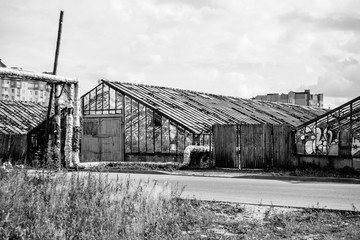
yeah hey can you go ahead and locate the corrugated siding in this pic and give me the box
[0,100,47,134]
[104,81,326,133]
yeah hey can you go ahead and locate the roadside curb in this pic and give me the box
[231,175,360,184]
[167,172,360,184]
[68,168,168,175]
[70,168,360,184]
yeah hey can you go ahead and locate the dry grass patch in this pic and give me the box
[0,169,359,240]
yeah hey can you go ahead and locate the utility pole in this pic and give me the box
[43,10,64,167]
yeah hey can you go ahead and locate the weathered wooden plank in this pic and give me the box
[213,124,237,168]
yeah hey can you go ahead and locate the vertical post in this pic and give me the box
[54,84,61,169]
[72,82,81,166]
[64,83,74,167]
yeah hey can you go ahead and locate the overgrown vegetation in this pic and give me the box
[0,169,191,239]
[0,169,359,239]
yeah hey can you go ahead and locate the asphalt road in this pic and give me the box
[81,172,360,211]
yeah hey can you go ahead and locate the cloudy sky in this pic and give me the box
[1,0,359,108]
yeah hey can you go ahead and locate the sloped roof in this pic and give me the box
[297,96,360,133]
[0,59,6,68]
[0,100,47,134]
[103,81,327,133]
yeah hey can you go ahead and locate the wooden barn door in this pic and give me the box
[82,115,124,162]
[240,124,273,168]
[213,125,238,168]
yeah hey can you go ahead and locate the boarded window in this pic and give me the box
[83,119,99,136]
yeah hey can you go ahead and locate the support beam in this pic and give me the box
[54,84,62,169]
[0,67,78,84]
[72,83,81,166]
[64,83,74,167]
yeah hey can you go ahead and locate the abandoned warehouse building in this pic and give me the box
[80,80,327,166]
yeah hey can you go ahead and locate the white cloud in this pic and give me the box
[0,0,360,109]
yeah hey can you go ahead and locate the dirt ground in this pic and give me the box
[181,200,360,240]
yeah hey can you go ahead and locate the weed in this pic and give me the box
[0,170,200,239]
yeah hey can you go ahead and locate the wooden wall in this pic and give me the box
[0,134,27,163]
[213,124,293,169]
[212,125,238,168]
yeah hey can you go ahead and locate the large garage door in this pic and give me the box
[82,115,123,162]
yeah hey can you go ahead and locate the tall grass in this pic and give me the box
[0,169,197,240]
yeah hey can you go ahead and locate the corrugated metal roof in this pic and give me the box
[0,100,47,134]
[297,95,360,132]
[104,81,327,133]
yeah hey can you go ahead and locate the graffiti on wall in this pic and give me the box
[295,125,339,155]
[352,132,360,157]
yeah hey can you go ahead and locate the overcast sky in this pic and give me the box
[1,0,359,108]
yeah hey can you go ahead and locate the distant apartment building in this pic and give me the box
[254,89,323,108]
[0,59,50,104]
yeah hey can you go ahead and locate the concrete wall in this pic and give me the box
[293,155,360,170]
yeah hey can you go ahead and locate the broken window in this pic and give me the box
[102,85,110,114]
[131,100,139,153]
[125,96,132,153]
[115,91,123,114]
[169,122,177,153]
[146,108,154,153]
[109,87,116,114]
[139,104,147,153]
[177,127,185,154]
[162,118,170,153]
[95,85,103,114]
[185,131,193,148]
[154,112,162,127]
